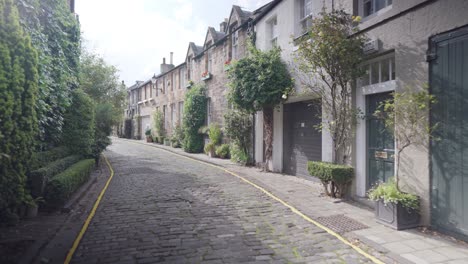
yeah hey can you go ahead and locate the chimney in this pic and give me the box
[163,57,166,64]
[220,18,228,32]
[160,55,175,74]
[170,52,174,65]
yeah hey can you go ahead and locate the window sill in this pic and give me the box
[360,80,396,95]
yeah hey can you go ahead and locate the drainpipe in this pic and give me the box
[252,113,256,166]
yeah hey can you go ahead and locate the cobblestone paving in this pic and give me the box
[72,139,372,264]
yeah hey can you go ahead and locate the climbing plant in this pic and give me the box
[0,0,39,222]
[16,0,81,146]
[228,45,293,171]
[183,84,207,153]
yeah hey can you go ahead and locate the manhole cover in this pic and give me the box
[316,214,368,233]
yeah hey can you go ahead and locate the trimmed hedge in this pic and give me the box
[31,146,70,170]
[307,161,354,198]
[44,159,95,207]
[29,155,82,197]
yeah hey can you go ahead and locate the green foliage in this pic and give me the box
[170,123,184,148]
[307,161,354,198]
[62,89,95,157]
[208,123,222,145]
[0,0,39,222]
[368,178,419,210]
[145,128,151,136]
[29,155,82,197]
[31,146,70,171]
[224,109,252,164]
[204,142,216,155]
[153,110,165,137]
[92,103,113,161]
[296,9,366,164]
[44,159,95,207]
[230,143,249,165]
[215,144,230,159]
[228,46,293,113]
[16,0,81,144]
[183,84,207,153]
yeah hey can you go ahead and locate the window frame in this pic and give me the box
[361,0,392,18]
[359,53,395,88]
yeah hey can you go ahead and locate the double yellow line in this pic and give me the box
[65,140,384,264]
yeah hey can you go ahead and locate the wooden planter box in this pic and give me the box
[375,200,420,230]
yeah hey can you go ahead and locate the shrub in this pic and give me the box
[230,143,249,165]
[44,159,95,207]
[208,123,222,145]
[31,146,71,170]
[92,103,114,162]
[153,110,165,137]
[368,178,419,210]
[204,142,216,156]
[307,161,354,198]
[216,144,230,159]
[183,84,207,153]
[29,155,82,197]
[224,109,252,164]
[61,89,95,157]
[171,123,184,148]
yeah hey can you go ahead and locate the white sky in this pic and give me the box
[76,0,270,86]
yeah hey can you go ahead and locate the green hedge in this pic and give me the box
[183,84,207,153]
[215,144,230,159]
[307,161,354,198]
[31,146,70,170]
[44,159,95,207]
[29,155,82,197]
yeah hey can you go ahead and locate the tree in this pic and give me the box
[61,89,95,157]
[16,0,81,145]
[183,84,207,153]
[375,86,436,190]
[224,109,253,164]
[228,46,293,171]
[0,0,39,222]
[296,9,366,165]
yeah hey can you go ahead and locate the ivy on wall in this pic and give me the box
[183,84,207,153]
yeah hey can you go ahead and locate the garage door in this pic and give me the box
[283,100,322,178]
[141,115,151,135]
[430,25,468,238]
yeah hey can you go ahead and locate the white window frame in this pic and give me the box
[361,0,392,18]
[268,16,278,48]
[359,53,395,89]
[299,0,313,34]
[180,67,186,88]
[178,101,184,124]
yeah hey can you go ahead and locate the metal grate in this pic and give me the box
[316,214,368,234]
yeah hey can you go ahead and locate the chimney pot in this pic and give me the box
[170,52,174,65]
[163,57,166,64]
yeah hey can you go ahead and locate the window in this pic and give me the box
[170,103,175,128]
[299,0,313,33]
[170,73,173,91]
[162,105,166,129]
[162,76,166,94]
[180,67,186,88]
[207,49,213,73]
[206,97,211,125]
[232,30,238,60]
[269,17,278,48]
[362,0,392,17]
[360,55,395,86]
[178,101,184,124]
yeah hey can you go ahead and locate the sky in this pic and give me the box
[76,0,271,86]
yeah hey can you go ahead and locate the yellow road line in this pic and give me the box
[128,139,385,264]
[64,155,115,264]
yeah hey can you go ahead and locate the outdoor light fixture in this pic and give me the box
[151,74,163,92]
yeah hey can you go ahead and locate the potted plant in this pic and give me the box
[163,138,171,146]
[224,60,231,71]
[215,144,230,159]
[145,128,152,142]
[204,142,216,157]
[23,196,44,219]
[201,71,211,81]
[186,80,194,88]
[368,178,420,230]
[158,136,165,145]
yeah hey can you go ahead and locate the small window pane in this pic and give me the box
[381,58,390,82]
[371,62,379,84]
[375,0,386,12]
[390,57,395,80]
[363,0,372,17]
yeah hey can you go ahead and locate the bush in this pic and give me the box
[183,84,207,153]
[31,146,71,170]
[92,103,113,162]
[44,159,95,207]
[62,89,95,157]
[224,109,252,164]
[216,144,230,159]
[153,110,165,137]
[368,178,419,210]
[171,123,184,148]
[230,143,249,165]
[307,161,354,198]
[204,142,216,156]
[208,123,222,145]
[29,155,82,197]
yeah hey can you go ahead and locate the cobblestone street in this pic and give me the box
[71,139,372,264]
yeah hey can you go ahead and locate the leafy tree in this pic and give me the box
[224,109,253,164]
[296,9,366,165]
[375,86,436,190]
[61,89,95,157]
[16,0,81,145]
[153,110,165,138]
[228,46,293,170]
[0,0,39,222]
[183,84,207,153]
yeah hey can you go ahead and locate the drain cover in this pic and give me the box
[316,214,368,234]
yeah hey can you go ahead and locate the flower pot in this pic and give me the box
[374,200,420,230]
[146,136,153,142]
[26,205,38,219]
[164,139,171,146]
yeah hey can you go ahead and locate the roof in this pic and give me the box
[251,0,282,23]
[129,81,144,91]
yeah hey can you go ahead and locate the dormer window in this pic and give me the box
[299,0,313,33]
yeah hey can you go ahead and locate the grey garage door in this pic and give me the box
[283,100,322,178]
[141,116,151,135]
[430,25,468,239]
